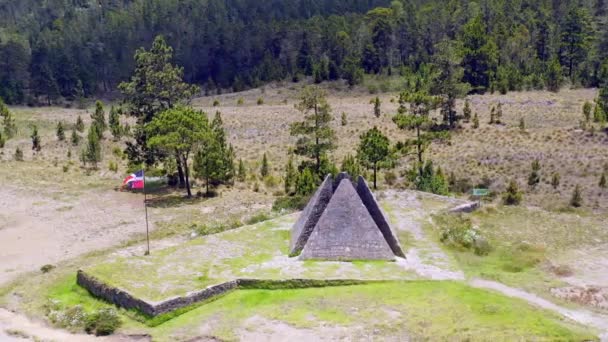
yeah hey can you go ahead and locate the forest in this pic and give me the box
[0,0,607,105]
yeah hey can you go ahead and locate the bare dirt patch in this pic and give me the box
[551,287,608,311]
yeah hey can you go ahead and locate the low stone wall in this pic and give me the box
[77,270,381,317]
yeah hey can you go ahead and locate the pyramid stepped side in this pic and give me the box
[289,175,334,256]
[300,179,395,261]
[356,176,406,258]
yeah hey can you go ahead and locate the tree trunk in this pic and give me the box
[176,153,186,188]
[373,163,377,190]
[183,155,192,197]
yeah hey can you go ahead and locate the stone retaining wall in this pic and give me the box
[77,270,380,317]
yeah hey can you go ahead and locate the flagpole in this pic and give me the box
[143,168,150,256]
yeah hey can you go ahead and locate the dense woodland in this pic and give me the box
[1,0,608,104]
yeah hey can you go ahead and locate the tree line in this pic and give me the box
[1,0,607,104]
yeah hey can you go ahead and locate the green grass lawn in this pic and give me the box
[83,214,417,302]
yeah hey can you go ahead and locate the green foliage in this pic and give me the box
[340,154,362,180]
[519,117,526,131]
[213,99,220,107]
[599,173,607,189]
[147,106,208,197]
[291,86,335,177]
[560,7,593,82]
[31,125,41,151]
[85,125,101,168]
[108,161,118,173]
[545,58,563,92]
[582,101,592,122]
[460,15,497,93]
[237,159,247,182]
[570,185,583,207]
[296,168,316,196]
[1,101,17,139]
[357,126,392,189]
[340,112,347,126]
[84,308,121,336]
[472,112,479,128]
[272,195,310,212]
[284,156,297,195]
[551,172,561,189]
[40,264,55,273]
[71,130,80,146]
[237,97,244,106]
[56,121,65,141]
[14,147,23,161]
[373,96,381,117]
[260,153,270,177]
[439,215,491,256]
[527,160,541,187]
[75,115,84,132]
[408,161,449,195]
[108,106,121,140]
[0,131,4,148]
[91,101,106,139]
[503,180,523,205]
[463,99,472,121]
[593,103,606,123]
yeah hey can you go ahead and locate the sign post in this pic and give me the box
[471,188,490,207]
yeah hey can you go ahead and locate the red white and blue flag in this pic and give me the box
[123,170,145,190]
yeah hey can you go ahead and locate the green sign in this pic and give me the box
[472,188,490,196]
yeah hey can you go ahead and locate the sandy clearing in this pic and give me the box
[0,185,149,286]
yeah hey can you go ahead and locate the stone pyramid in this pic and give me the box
[290,173,404,261]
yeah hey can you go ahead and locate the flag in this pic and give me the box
[123,170,145,190]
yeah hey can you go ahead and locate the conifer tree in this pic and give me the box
[473,112,479,128]
[0,131,5,148]
[583,101,592,122]
[600,173,607,189]
[14,147,23,161]
[296,168,316,196]
[463,99,472,122]
[503,180,523,205]
[593,103,606,123]
[546,58,563,92]
[85,125,101,168]
[373,96,381,118]
[75,115,84,132]
[91,100,106,138]
[260,153,270,177]
[570,184,583,207]
[551,172,561,189]
[31,125,41,151]
[71,129,80,146]
[357,126,392,189]
[341,154,362,180]
[284,156,297,194]
[489,106,496,124]
[2,112,16,139]
[237,159,247,182]
[341,112,347,126]
[56,121,65,141]
[519,117,526,131]
[496,103,503,124]
[291,86,335,177]
[528,160,541,187]
[109,106,121,140]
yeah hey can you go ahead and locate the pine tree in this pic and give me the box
[593,103,606,123]
[91,100,106,138]
[463,99,472,122]
[570,185,583,207]
[85,125,101,168]
[373,96,381,118]
[237,159,247,182]
[528,160,541,187]
[0,132,5,148]
[519,117,526,131]
[503,180,523,205]
[546,58,563,92]
[357,126,392,189]
[109,106,121,140]
[284,156,297,194]
[260,153,269,177]
[473,112,479,128]
[489,106,496,124]
[71,129,80,146]
[2,112,17,139]
[341,112,347,126]
[551,172,561,189]
[341,154,362,180]
[496,103,503,124]
[296,168,316,196]
[56,122,65,141]
[583,101,593,122]
[14,147,23,161]
[31,125,41,151]
[75,115,84,132]
[600,173,607,188]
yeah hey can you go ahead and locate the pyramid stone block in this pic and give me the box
[300,179,394,261]
[289,174,334,256]
[356,176,405,258]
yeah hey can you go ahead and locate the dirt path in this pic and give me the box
[384,190,464,280]
[0,185,149,286]
[470,279,608,341]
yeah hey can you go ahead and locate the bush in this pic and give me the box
[108,161,118,172]
[384,170,397,186]
[85,308,121,336]
[272,195,310,212]
[257,97,264,105]
[212,99,220,107]
[237,97,244,106]
[502,180,522,205]
[14,147,23,161]
[439,215,491,256]
[245,212,272,225]
[40,264,55,273]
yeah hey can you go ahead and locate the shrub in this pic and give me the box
[14,147,23,161]
[272,195,310,212]
[40,264,55,273]
[502,180,522,205]
[237,97,244,106]
[85,308,121,336]
[570,185,583,207]
[257,97,264,105]
[108,161,118,172]
[63,165,69,173]
[439,215,491,256]
[245,212,272,225]
[212,99,220,107]
[384,170,397,186]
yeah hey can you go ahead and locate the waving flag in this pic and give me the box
[123,170,145,190]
